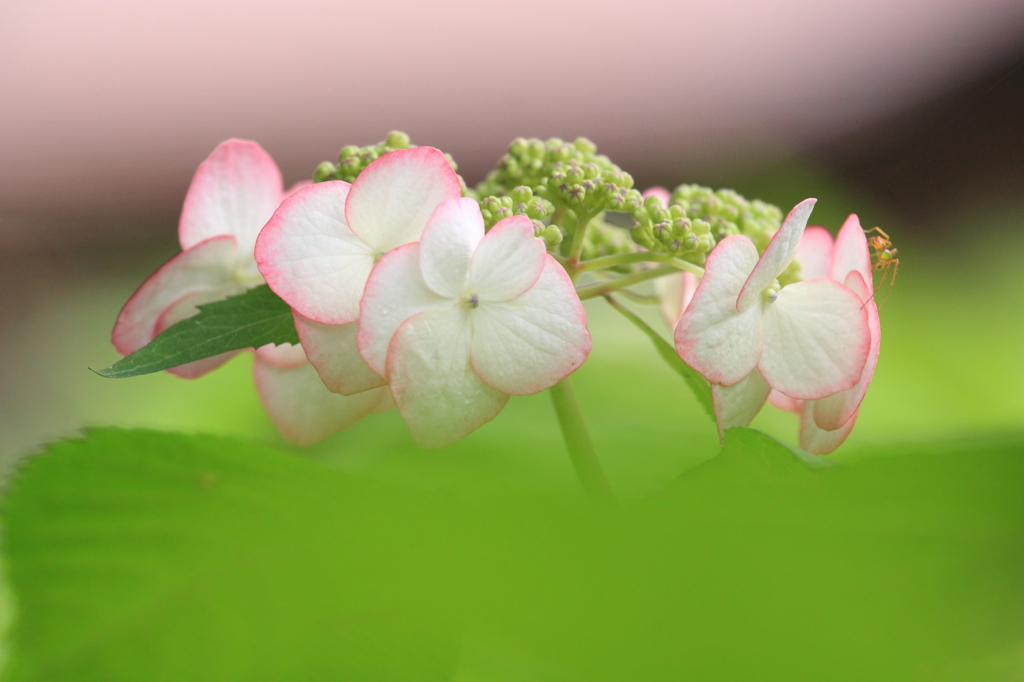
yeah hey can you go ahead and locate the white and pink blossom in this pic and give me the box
[113,139,292,377]
[112,139,385,444]
[674,198,871,441]
[255,147,462,396]
[357,198,592,448]
[770,215,882,454]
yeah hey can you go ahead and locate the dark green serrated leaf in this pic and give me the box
[95,285,298,378]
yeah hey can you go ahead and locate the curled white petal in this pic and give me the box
[711,368,771,443]
[419,197,483,298]
[675,235,762,386]
[737,198,816,311]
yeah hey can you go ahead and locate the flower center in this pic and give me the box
[762,279,781,303]
[465,294,480,309]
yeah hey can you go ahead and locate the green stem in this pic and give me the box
[575,266,678,300]
[576,251,704,276]
[566,209,593,267]
[549,377,616,509]
[604,296,715,421]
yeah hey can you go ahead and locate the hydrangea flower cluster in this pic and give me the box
[111,140,390,445]
[110,132,889,494]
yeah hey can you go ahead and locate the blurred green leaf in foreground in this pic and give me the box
[2,428,1023,681]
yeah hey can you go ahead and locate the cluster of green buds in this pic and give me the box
[631,185,785,267]
[630,195,715,264]
[477,186,562,249]
[313,131,462,187]
[670,185,782,253]
[477,137,644,218]
[476,137,644,259]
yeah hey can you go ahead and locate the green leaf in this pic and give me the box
[603,296,714,420]
[2,429,461,681]
[95,285,298,378]
[5,428,1024,680]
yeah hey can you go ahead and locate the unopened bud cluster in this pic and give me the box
[631,185,785,266]
[479,186,561,248]
[476,137,644,257]
[476,137,644,219]
[670,185,782,252]
[314,131,462,187]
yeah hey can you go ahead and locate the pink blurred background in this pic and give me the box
[2,0,1024,246]
[2,0,1023,467]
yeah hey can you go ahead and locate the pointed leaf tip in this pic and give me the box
[97,285,299,378]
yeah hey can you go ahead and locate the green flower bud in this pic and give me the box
[543,224,564,248]
[385,130,411,149]
[338,145,360,161]
[509,137,529,157]
[314,161,337,183]
[510,185,533,204]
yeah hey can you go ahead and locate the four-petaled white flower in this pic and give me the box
[357,197,592,448]
[112,139,387,445]
[768,214,881,454]
[255,147,463,396]
[674,198,871,442]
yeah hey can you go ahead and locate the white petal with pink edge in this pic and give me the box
[357,243,452,377]
[737,198,816,311]
[179,139,284,253]
[796,226,834,281]
[255,181,375,325]
[468,216,546,303]
[654,271,697,330]
[294,313,385,395]
[470,257,591,395]
[832,214,873,287]
[387,308,509,449]
[112,235,239,356]
[811,272,881,430]
[674,236,762,386]
[345,147,462,252]
[759,279,869,400]
[711,369,771,443]
[768,389,802,414]
[800,405,858,455]
[253,358,389,447]
[419,197,483,298]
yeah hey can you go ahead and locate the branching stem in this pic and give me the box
[575,266,678,300]
[575,252,704,277]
